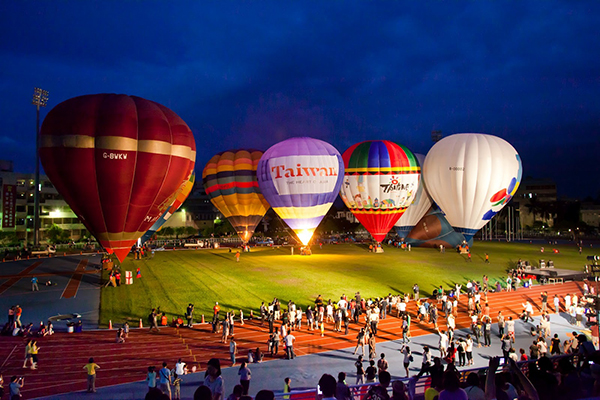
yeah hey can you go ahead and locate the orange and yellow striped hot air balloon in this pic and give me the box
[202,149,270,243]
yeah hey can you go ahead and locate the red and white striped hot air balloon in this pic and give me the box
[40,94,196,262]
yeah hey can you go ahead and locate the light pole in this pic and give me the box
[32,87,49,246]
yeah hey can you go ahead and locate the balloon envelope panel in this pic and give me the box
[423,133,522,241]
[402,205,466,248]
[339,140,420,243]
[40,94,196,261]
[257,137,344,245]
[394,153,432,237]
[202,149,270,243]
[140,172,195,244]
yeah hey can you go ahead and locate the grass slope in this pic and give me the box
[99,241,587,327]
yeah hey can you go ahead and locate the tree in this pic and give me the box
[174,226,186,239]
[159,226,175,238]
[185,226,198,236]
[46,224,71,244]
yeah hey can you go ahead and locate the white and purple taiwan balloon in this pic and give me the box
[257,137,344,245]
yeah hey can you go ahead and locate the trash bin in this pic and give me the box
[67,322,75,333]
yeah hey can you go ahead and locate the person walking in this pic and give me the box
[23,339,33,369]
[83,358,100,393]
[149,308,160,332]
[186,303,194,328]
[353,327,367,356]
[30,340,40,369]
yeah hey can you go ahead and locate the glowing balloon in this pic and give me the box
[339,140,420,243]
[423,133,522,241]
[40,94,196,262]
[202,149,270,243]
[257,137,344,245]
[140,172,195,244]
[394,154,432,239]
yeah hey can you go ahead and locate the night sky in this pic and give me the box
[1,1,599,199]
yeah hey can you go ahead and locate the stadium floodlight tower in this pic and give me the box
[32,87,49,246]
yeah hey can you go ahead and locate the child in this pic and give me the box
[172,376,182,400]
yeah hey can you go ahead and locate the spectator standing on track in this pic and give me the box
[83,357,99,393]
[31,276,39,291]
[284,332,295,359]
[540,291,548,313]
[230,336,238,366]
[159,361,172,399]
[553,295,560,313]
[203,358,224,400]
[14,305,22,328]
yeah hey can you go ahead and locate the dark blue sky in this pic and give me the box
[1,1,599,199]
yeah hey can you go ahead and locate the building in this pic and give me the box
[0,160,86,243]
[514,177,557,229]
[581,203,600,228]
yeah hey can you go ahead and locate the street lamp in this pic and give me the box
[32,87,49,246]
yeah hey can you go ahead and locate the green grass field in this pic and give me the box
[99,241,588,327]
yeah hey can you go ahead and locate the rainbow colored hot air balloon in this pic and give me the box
[339,140,420,243]
[40,94,196,262]
[202,149,270,243]
[140,172,196,244]
[257,137,344,245]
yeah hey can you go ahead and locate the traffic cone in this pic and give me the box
[201,314,205,324]
[80,251,83,255]
[64,252,66,256]
[109,320,113,329]
[139,318,143,328]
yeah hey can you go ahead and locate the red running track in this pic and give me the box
[0,281,583,398]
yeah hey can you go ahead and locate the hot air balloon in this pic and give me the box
[202,149,270,243]
[339,140,420,243]
[40,94,196,262]
[140,172,196,244]
[257,137,344,246]
[423,133,522,242]
[394,154,432,239]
